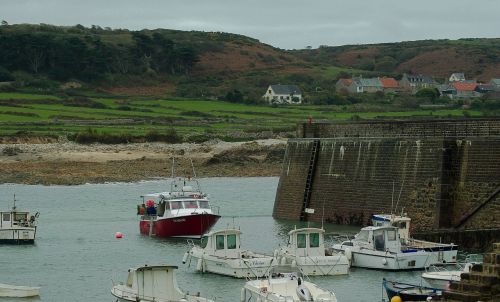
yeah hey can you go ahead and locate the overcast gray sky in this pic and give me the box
[1,0,499,49]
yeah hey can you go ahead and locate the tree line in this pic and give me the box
[0,24,199,82]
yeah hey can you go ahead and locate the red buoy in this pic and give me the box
[115,232,123,239]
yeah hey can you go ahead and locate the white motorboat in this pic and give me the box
[275,227,349,276]
[242,267,337,302]
[422,254,482,289]
[183,229,276,278]
[111,265,214,302]
[372,214,458,264]
[0,283,40,297]
[0,195,38,244]
[332,225,432,270]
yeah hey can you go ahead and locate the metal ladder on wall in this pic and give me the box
[300,139,320,221]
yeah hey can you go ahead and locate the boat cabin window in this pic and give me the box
[198,201,210,209]
[2,213,10,222]
[216,235,225,250]
[170,201,183,210]
[309,233,320,248]
[200,236,208,248]
[227,234,237,249]
[297,234,306,248]
[387,229,397,241]
[14,213,27,221]
[374,230,385,251]
[184,201,198,209]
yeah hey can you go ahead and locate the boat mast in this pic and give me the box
[12,194,16,211]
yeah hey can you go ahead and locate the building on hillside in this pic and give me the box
[490,78,500,91]
[347,77,383,93]
[452,82,479,99]
[437,84,456,99]
[449,72,466,82]
[399,73,436,92]
[379,77,400,93]
[263,84,302,104]
[335,78,352,93]
[475,84,495,94]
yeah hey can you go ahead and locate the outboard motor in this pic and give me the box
[296,278,313,301]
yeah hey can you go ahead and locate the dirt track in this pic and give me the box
[0,139,286,185]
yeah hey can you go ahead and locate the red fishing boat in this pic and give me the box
[137,176,220,238]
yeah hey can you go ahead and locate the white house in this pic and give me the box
[449,73,466,82]
[263,84,302,104]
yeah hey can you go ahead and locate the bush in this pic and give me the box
[0,66,14,81]
[144,128,182,143]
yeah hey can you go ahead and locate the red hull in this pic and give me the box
[139,214,220,238]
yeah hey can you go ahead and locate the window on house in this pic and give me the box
[297,234,306,248]
[309,233,320,248]
[227,234,237,249]
[216,235,225,250]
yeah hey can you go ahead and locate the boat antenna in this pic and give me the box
[12,194,16,211]
[391,180,395,215]
[394,178,405,214]
[190,158,202,192]
[171,157,176,178]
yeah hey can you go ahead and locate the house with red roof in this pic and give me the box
[379,77,400,93]
[335,78,353,93]
[452,82,479,99]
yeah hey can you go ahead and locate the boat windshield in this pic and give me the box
[198,201,210,209]
[356,230,370,242]
[184,201,198,209]
[170,201,184,210]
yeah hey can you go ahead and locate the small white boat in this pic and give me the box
[422,254,482,289]
[275,227,350,276]
[333,225,431,270]
[0,195,38,244]
[242,267,337,302]
[183,229,276,278]
[0,283,40,297]
[372,214,458,264]
[111,265,213,302]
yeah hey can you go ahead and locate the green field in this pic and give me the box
[0,93,483,140]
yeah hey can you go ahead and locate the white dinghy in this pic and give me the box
[0,283,40,297]
[183,229,276,278]
[242,266,337,302]
[422,254,482,289]
[275,227,349,276]
[111,265,213,302]
[333,225,431,270]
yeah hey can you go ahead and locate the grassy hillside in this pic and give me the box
[293,39,500,82]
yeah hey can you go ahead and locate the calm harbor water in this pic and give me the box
[1,177,425,302]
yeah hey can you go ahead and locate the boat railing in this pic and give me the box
[211,205,220,215]
[425,262,464,273]
[326,233,354,246]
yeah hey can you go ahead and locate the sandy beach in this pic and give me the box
[0,139,286,185]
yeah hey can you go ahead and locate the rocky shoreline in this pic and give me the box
[0,139,286,185]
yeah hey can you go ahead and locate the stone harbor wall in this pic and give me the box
[274,119,500,237]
